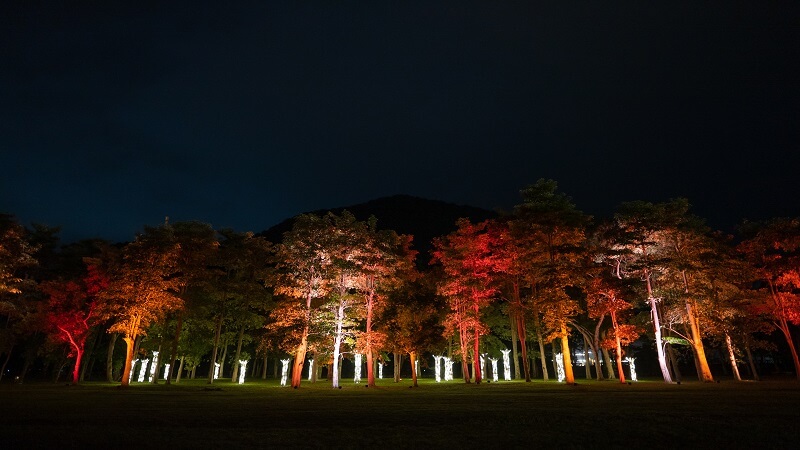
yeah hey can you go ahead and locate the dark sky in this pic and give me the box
[2,1,799,243]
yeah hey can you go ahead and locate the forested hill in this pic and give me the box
[258,195,497,264]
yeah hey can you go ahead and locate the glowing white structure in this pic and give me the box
[444,357,454,381]
[148,351,159,382]
[137,359,149,383]
[213,362,220,380]
[625,357,638,382]
[280,358,290,386]
[238,360,248,384]
[163,363,170,380]
[415,360,420,379]
[433,355,443,382]
[129,359,139,384]
[501,349,511,381]
[308,359,314,381]
[378,363,383,379]
[480,354,486,376]
[354,354,362,383]
[491,358,499,382]
[555,353,566,382]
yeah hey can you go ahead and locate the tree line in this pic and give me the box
[1,179,799,387]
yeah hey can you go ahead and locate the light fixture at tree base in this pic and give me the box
[354,354,362,383]
[137,359,149,383]
[280,359,290,386]
[491,358,499,382]
[238,360,248,384]
[501,349,511,381]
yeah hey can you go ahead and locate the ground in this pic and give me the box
[2,377,798,449]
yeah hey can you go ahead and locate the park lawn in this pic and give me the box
[2,377,798,449]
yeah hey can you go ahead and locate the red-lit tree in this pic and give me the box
[432,218,505,384]
[738,218,800,379]
[40,261,108,385]
[587,276,637,383]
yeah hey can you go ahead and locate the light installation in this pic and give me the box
[308,359,314,381]
[491,358,499,382]
[163,363,170,381]
[433,355,443,382]
[480,353,486,377]
[501,349,511,381]
[137,359,149,383]
[354,354,362,383]
[280,358,290,386]
[444,357,453,381]
[378,362,383,379]
[555,353,565,382]
[148,351,159,382]
[238,360,248,384]
[625,357,638,382]
[213,362,220,380]
[415,360,420,379]
[129,359,139,384]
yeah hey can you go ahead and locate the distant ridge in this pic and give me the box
[258,194,497,263]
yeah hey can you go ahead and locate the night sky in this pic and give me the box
[2,1,798,243]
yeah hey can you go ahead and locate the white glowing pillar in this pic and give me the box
[148,351,159,382]
[555,353,565,382]
[163,363,170,380]
[444,357,453,381]
[433,355,443,382]
[213,362,220,380]
[415,360,420,379]
[129,359,139,384]
[307,359,314,381]
[280,358,290,386]
[501,349,511,381]
[238,360,248,384]
[491,358,499,382]
[354,354,362,383]
[138,359,149,382]
[378,362,383,379]
[625,357,638,382]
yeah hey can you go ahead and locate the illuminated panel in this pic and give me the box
[555,353,565,382]
[163,363,170,380]
[415,360,420,379]
[138,359,150,383]
[354,354,362,383]
[149,351,159,382]
[308,359,314,381]
[280,359,290,386]
[378,362,383,379]
[238,360,248,384]
[213,362,220,380]
[625,357,638,382]
[433,355,442,382]
[129,359,139,384]
[501,349,511,381]
[490,358,499,382]
[444,357,453,381]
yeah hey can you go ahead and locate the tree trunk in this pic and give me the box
[611,312,625,383]
[331,299,345,388]
[165,312,183,385]
[394,352,402,382]
[365,289,376,387]
[517,313,531,382]
[231,326,245,383]
[724,333,741,381]
[602,347,616,380]
[80,330,99,382]
[120,336,135,387]
[777,318,800,380]
[472,328,482,384]
[410,351,418,387]
[151,343,161,384]
[175,356,184,383]
[592,315,606,380]
[560,323,575,384]
[535,316,549,381]
[262,354,268,379]
[582,334,591,380]
[0,345,13,382]
[744,341,760,381]
[510,311,520,380]
[208,315,222,384]
[666,343,682,382]
[645,269,673,383]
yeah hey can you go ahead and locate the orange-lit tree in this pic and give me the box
[514,179,588,385]
[40,261,108,385]
[738,218,800,379]
[101,226,183,387]
[586,276,638,383]
[432,218,505,384]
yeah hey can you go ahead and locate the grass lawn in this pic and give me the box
[2,376,798,449]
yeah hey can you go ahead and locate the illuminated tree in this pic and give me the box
[738,218,800,379]
[101,226,183,387]
[432,218,505,384]
[514,179,588,385]
[40,261,108,385]
[272,214,336,388]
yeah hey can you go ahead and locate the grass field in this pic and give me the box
[2,377,798,449]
